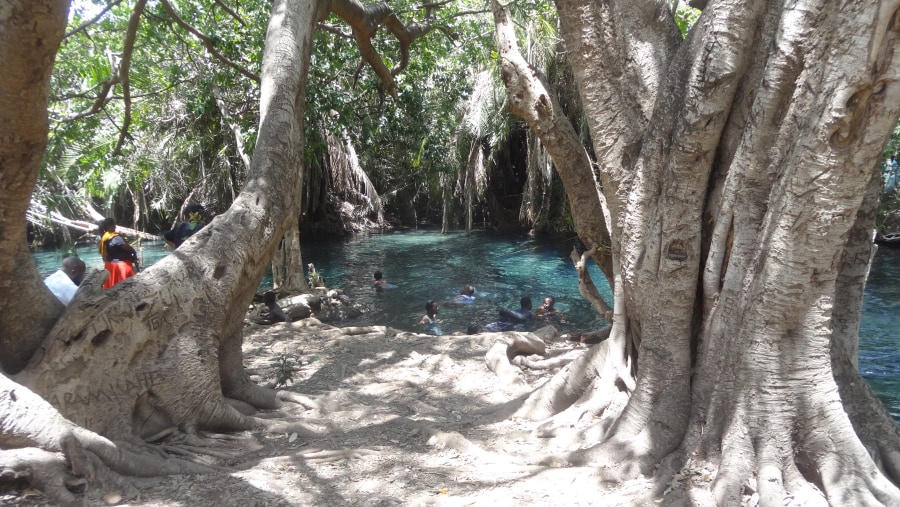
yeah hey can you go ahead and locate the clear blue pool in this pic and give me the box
[33,229,900,419]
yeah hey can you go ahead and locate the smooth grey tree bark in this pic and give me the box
[495,0,900,503]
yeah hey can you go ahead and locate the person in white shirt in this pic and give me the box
[43,256,86,305]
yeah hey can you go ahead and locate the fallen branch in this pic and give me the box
[47,212,160,241]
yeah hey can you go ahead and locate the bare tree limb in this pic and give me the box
[212,83,252,175]
[159,0,261,83]
[64,77,118,121]
[111,0,146,156]
[326,0,454,97]
[491,0,613,278]
[65,0,125,39]
[212,0,247,27]
[318,24,352,38]
[570,248,614,322]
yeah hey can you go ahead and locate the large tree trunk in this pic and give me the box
[9,0,318,450]
[0,0,71,374]
[496,0,900,503]
[490,0,613,279]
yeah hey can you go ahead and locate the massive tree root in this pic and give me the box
[0,373,217,505]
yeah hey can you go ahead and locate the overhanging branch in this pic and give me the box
[159,0,261,83]
[112,0,147,156]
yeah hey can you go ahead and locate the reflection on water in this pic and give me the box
[32,230,900,419]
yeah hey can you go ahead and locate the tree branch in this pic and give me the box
[213,0,247,27]
[327,0,455,97]
[65,0,125,39]
[570,248,614,322]
[112,0,146,156]
[491,0,612,277]
[159,0,261,83]
[64,75,118,121]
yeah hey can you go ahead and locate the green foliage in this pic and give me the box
[674,1,700,37]
[44,0,269,231]
[41,0,537,233]
[270,353,300,388]
[885,122,900,159]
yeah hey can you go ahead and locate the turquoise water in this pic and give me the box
[859,246,900,419]
[33,230,900,418]
[299,230,612,335]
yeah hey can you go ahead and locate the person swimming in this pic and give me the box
[420,299,440,324]
[420,300,442,336]
[536,295,568,323]
[469,296,534,334]
[452,284,476,304]
[498,296,534,323]
[373,270,397,289]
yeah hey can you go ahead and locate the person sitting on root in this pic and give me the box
[264,291,291,323]
[43,256,86,305]
[98,217,139,289]
[163,203,208,249]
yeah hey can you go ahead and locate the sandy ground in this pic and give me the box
[91,318,668,507]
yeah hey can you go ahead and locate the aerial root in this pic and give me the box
[756,462,787,507]
[262,417,334,439]
[533,377,627,441]
[341,325,385,336]
[511,351,576,370]
[276,390,321,410]
[297,448,379,463]
[0,448,81,507]
[224,397,258,415]
[780,458,826,506]
[79,432,220,476]
[728,458,828,507]
[225,380,280,410]
[485,333,547,386]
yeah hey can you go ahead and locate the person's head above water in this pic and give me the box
[542,296,555,310]
[374,271,383,280]
[461,284,475,296]
[520,296,532,310]
[425,299,438,315]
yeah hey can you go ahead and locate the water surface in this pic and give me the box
[33,230,900,418]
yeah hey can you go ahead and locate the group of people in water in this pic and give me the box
[373,271,565,336]
[43,205,209,306]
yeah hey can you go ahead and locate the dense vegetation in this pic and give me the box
[33,0,582,248]
[33,1,900,249]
